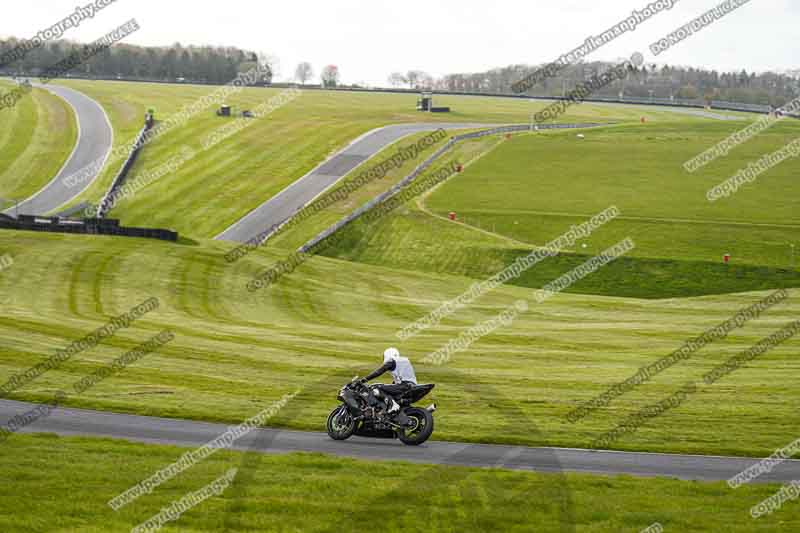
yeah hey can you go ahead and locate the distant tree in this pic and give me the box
[388,72,407,87]
[238,60,258,73]
[258,52,279,81]
[1,34,796,106]
[237,60,271,85]
[404,70,433,89]
[162,48,178,79]
[419,72,434,89]
[405,70,422,89]
[321,64,340,88]
[295,62,313,85]
[0,37,264,84]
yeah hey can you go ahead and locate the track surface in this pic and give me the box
[214,103,740,245]
[4,399,799,483]
[4,96,784,482]
[2,83,112,217]
[214,123,500,243]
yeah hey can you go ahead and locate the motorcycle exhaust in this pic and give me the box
[426,403,437,412]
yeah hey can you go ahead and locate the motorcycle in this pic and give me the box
[326,377,437,446]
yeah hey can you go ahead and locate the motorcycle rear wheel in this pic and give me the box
[398,407,434,446]
[326,405,356,440]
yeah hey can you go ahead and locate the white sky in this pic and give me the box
[2,0,796,85]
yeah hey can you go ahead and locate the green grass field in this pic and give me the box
[2,78,800,533]
[52,80,722,238]
[0,81,77,203]
[4,80,800,533]
[1,81,797,456]
[2,433,797,532]
[0,229,798,458]
[269,128,507,250]
[323,205,800,299]
[313,119,800,299]
[425,120,800,267]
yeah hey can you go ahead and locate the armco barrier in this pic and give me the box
[298,123,607,254]
[0,214,177,242]
[97,112,155,218]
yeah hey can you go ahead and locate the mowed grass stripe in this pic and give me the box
[3,433,798,533]
[54,81,197,209]
[111,120,373,237]
[325,199,800,299]
[0,84,76,201]
[0,83,37,181]
[0,230,798,456]
[311,122,800,296]
[426,122,800,225]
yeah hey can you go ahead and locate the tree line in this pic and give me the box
[2,33,796,108]
[389,63,800,108]
[0,38,272,85]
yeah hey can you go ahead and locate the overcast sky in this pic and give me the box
[2,0,796,85]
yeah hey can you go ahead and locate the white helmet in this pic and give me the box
[383,347,400,363]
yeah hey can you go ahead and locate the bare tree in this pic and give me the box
[419,72,434,89]
[405,70,431,89]
[258,52,280,82]
[321,64,340,88]
[388,72,407,88]
[406,70,421,89]
[239,56,273,85]
[295,62,313,85]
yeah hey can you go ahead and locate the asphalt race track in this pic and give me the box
[3,92,789,485]
[214,122,501,243]
[2,84,112,217]
[0,86,743,223]
[3,399,799,483]
[213,103,744,245]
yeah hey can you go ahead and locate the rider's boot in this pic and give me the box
[386,397,400,415]
[386,398,413,427]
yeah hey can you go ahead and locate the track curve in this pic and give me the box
[2,83,112,217]
[215,98,740,245]
[214,122,503,243]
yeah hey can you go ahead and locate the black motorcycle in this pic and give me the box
[326,377,436,446]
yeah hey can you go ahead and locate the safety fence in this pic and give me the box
[299,122,607,253]
[97,111,154,218]
[584,95,779,115]
[0,214,177,242]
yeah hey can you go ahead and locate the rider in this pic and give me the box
[362,347,417,422]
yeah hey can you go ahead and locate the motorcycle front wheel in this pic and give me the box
[398,407,434,446]
[326,405,356,441]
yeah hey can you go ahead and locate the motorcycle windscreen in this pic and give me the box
[341,389,362,415]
